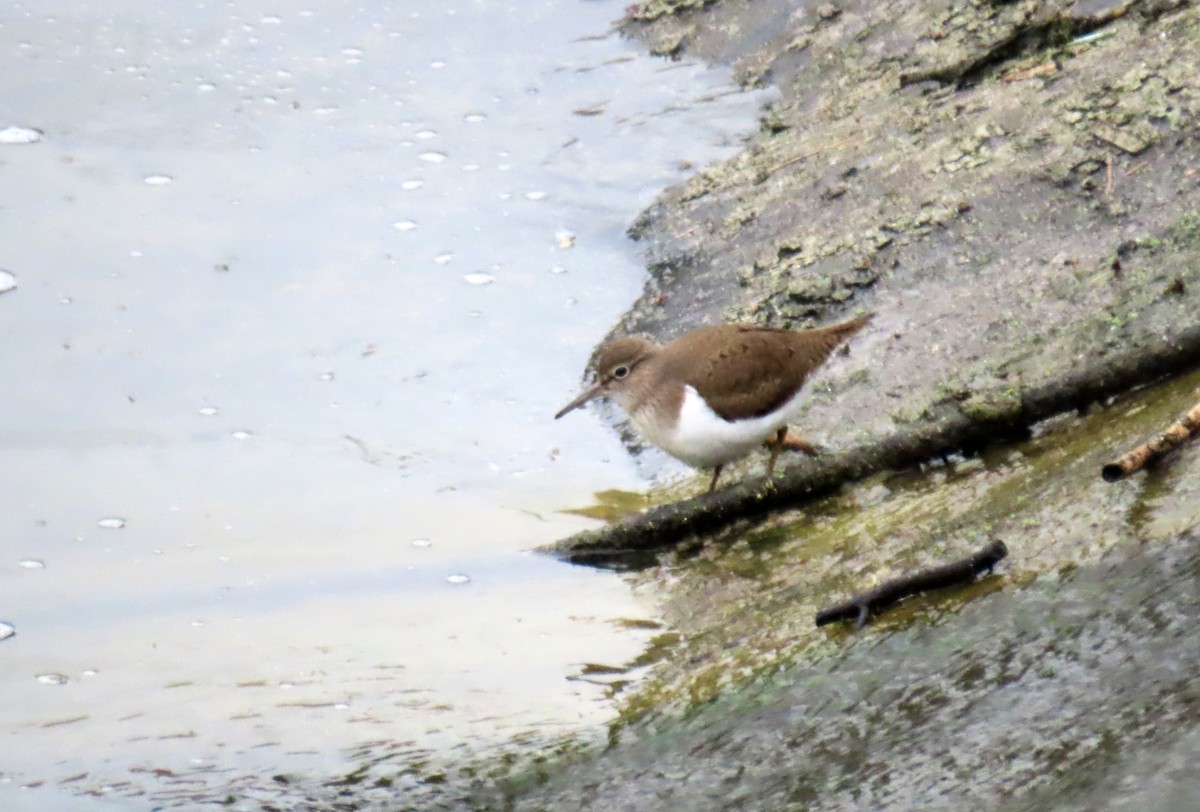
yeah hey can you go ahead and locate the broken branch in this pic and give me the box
[815,540,1008,629]
[1101,397,1200,481]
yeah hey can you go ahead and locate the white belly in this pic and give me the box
[632,385,804,469]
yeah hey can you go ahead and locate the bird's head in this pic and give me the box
[554,336,656,419]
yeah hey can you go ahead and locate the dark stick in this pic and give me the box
[543,323,1200,565]
[1101,398,1200,481]
[815,540,1008,629]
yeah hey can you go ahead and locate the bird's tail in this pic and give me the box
[824,312,873,342]
[802,312,873,368]
[782,312,873,383]
[816,309,873,347]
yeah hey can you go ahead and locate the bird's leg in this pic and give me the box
[765,427,821,478]
[773,427,821,457]
[766,426,787,477]
[708,464,724,493]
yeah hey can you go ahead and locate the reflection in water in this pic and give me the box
[0,0,769,806]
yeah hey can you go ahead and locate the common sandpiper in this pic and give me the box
[555,313,871,492]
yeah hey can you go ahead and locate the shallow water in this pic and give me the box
[0,1,769,806]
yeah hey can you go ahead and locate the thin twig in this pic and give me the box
[815,540,1008,629]
[769,135,861,175]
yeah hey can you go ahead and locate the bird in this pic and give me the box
[555,313,872,492]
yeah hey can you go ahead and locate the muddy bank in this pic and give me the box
[499,0,1200,809]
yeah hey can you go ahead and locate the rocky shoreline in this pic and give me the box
[496,1,1200,809]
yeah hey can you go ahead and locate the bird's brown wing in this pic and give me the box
[661,318,869,422]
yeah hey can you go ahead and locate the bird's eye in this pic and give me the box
[612,365,630,380]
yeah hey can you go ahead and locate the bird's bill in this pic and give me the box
[554,381,606,419]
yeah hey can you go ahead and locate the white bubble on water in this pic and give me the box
[393,220,418,232]
[17,559,45,569]
[143,174,173,186]
[231,430,253,440]
[411,538,432,548]
[97,517,126,529]
[0,270,16,294]
[0,126,42,144]
[197,406,219,416]
[446,573,470,585]
[400,179,424,190]
[418,151,446,164]
[463,273,494,286]
[464,113,486,123]
[434,253,453,265]
[525,191,546,201]
[36,673,67,685]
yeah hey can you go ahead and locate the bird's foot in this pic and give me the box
[774,428,823,457]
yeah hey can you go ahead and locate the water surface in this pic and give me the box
[0,1,769,806]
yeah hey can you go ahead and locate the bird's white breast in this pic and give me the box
[632,384,805,469]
